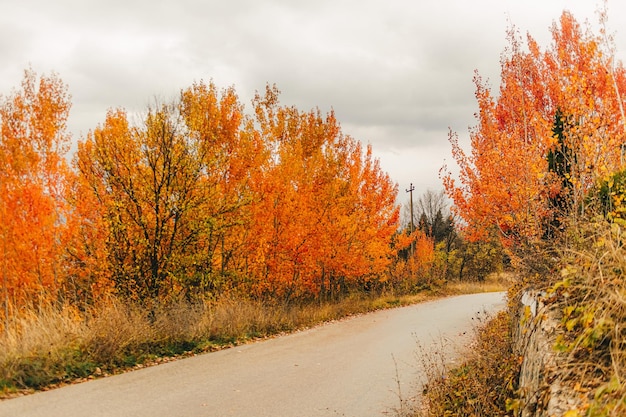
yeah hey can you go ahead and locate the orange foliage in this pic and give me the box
[395,230,435,272]
[71,83,399,301]
[0,69,71,314]
[63,167,113,304]
[443,11,626,244]
[414,231,435,270]
[1,72,401,307]
[74,82,264,300]
[247,86,399,299]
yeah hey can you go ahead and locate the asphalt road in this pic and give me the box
[0,292,506,417]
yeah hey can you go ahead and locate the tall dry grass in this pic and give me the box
[415,309,520,417]
[442,272,512,295]
[0,271,513,399]
[0,290,445,397]
[539,220,626,416]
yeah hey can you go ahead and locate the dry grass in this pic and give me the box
[0,290,441,398]
[436,272,512,296]
[415,309,520,417]
[0,277,507,399]
[537,220,626,416]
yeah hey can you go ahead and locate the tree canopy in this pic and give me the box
[442,11,626,245]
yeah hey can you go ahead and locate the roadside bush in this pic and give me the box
[419,309,519,416]
[541,218,626,416]
[591,169,626,224]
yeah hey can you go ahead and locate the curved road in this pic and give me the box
[0,292,506,417]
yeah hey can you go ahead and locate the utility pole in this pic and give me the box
[406,183,415,256]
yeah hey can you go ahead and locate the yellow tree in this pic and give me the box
[75,81,260,301]
[77,108,193,300]
[179,82,265,293]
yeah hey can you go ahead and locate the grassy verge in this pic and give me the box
[439,272,513,296]
[0,288,438,398]
[0,275,508,400]
[537,221,626,416]
[416,307,520,416]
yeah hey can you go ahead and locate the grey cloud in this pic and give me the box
[4,0,626,193]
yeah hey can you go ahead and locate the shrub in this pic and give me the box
[419,310,519,416]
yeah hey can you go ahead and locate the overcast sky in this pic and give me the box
[2,0,626,204]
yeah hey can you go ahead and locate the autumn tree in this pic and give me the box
[75,81,260,301]
[391,228,436,290]
[0,69,72,319]
[63,166,113,307]
[246,86,399,299]
[450,235,504,281]
[66,78,402,304]
[179,82,265,295]
[442,11,626,245]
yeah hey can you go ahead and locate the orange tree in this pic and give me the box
[442,11,626,246]
[74,82,400,303]
[246,86,399,300]
[0,69,72,320]
[75,81,261,301]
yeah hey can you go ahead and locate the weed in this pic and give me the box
[416,309,520,416]
[538,220,626,416]
[0,279,511,398]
